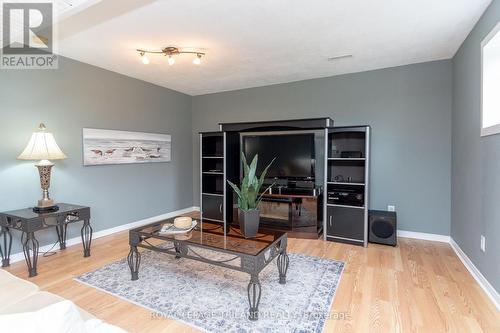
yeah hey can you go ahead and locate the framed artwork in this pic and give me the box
[83,128,171,166]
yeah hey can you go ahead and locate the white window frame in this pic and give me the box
[481,22,500,137]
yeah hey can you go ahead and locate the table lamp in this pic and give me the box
[18,123,67,213]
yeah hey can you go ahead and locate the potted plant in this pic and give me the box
[227,152,275,238]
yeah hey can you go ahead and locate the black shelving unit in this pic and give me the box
[324,126,370,246]
[200,132,225,229]
[200,131,239,234]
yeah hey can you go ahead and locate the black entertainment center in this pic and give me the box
[199,118,370,245]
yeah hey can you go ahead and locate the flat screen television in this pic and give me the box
[242,133,315,181]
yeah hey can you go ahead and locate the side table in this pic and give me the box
[0,203,92,277]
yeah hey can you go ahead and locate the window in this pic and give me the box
[481,22,500,136]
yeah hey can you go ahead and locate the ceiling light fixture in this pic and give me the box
[167,55,175,66]
[137,47,205,66]
[193,53,202,65]
[139,51,149,64]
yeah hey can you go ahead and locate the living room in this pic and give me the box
[0,1,499,332]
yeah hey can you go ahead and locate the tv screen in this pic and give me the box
[242,133,315,180]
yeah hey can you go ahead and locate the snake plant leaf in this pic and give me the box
[257,182,276,206]
[250,175,259,189]
[245,189,258,208]
[241,151,250,179]
[248,154,258,183]
[227,180,242,200]
[241,178,249,197]
[240,197,248,210]
[247,188,258,209]
[257,157,276,192]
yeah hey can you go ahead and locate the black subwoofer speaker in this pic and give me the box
[369,210,397,246]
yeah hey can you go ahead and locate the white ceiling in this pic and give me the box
[57,0,492,96]
[0,0,97,48]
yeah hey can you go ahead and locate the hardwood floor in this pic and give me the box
[3,212,499,333]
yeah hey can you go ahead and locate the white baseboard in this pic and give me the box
[397,229,450,243]
[449,238,500,311]
[7,206,200,264]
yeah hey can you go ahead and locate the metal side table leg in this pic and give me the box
[56,223,68,250]
[0,226,12,267]
[22,231,39,277]
[81,219,92,257]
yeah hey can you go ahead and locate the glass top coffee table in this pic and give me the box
[127,218,289,321]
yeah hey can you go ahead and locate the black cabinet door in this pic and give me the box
[326,206,335,235]
[202,194,224,221]
[327,206,364,241]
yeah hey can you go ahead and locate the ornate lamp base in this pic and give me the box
[33,205,59,213]
[33,160,59,213]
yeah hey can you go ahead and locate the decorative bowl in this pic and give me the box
[174,216,193,229]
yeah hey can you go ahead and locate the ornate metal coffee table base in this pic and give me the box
[277,250,290,284]
[247,274,261,321]
[128,222,289,321]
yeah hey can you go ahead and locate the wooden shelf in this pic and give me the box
[261,192,319,199]
[327,181,365,186]
[202,192,224,197]
[326,235,364,243]
[201,217,224,223]
[328,157,365,161]
[327,203,365,209]
[202,171,224,175]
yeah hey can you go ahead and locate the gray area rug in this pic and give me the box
[75,244,344,333]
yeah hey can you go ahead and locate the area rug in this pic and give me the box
[75,244,344,333]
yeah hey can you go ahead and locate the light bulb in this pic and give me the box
[141,55,149,65]
[193,54,202,65]
[168,55,175,66]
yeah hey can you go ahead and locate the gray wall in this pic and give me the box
[0,56,193,254]
[192,60,453,235]
[451,0,500,291]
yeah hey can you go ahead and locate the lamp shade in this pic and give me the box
[17,124,67,161]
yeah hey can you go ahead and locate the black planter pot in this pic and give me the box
[238,209,260,238]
